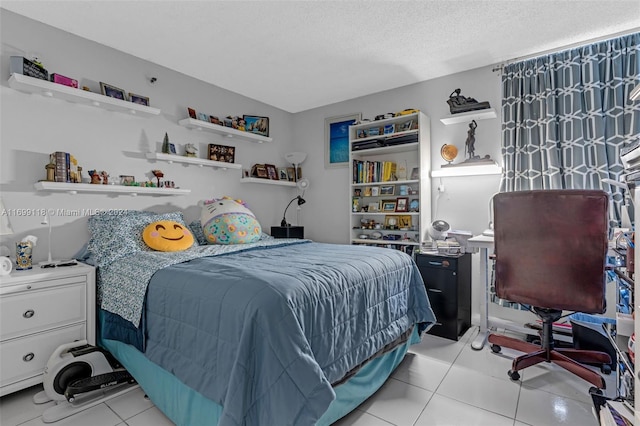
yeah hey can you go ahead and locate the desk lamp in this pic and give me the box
[280,178,310,227]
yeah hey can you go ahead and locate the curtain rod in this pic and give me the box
[492,27,640,72]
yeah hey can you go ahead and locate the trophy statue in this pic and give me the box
[447,89,491,114]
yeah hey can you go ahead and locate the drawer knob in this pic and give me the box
[23,352,34,362]
[23,309,35,319]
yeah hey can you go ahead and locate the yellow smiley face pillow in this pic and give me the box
[142,220,194,252]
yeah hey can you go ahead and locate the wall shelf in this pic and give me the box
[439,108,497,125]
[145,152,242,170]
[240,177,296,187]
[431,161,502,177]
[8,74,161,118]
[178,118,273,143]
[34,181,190,196]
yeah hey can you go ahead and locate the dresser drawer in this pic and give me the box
[0,324,85,389]
[0,282,86,341]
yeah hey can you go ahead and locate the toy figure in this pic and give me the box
[100,171,109,185]
[88,170,101,184]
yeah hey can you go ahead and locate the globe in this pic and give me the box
[440,144,458,163]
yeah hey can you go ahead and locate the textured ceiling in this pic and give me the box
[2,1,639,113]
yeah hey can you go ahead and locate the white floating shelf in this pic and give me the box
[351,142,419,156]
[34,181,190,196]
[439,108,497,125]
[431,161,503,177]
[240,177,296,187]
[351,212,420,216]
[145,152,242,170]
[352,179,419,187]
[178,118,273,143]
[351,239,419,246]
[8,74,161,118]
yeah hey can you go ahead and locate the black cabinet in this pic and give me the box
[270,226,304,239]
[416,253,471,341]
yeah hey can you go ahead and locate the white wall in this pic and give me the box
[293,69,503,243]
[1,10,505,324]
[0,10,298,262]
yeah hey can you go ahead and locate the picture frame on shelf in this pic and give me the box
[368,201,380,212]
[384,215,398,229]
[188,108,197,119]
[410,167,419,180]
[129,93,149,106]
[278,167,288,180]
[198,112,208,121]
[409,198,419,212]
[371,186,379,196]
[208,144,235,163]
[119,175,135,186]
[383,124,395,134]
[395,197,409,212]
[251,164,268,178]
[265,164,278,180]
[286,167,296,181]
[244,115,269,137]
[382,200,397,212]
[100,82,126,100]
[398,215,412,229]
[209,116,221,125]
[169,143,177,154]
[380,185,395,195]
[357,129,368,138]
[399,120,413,132]
[325,113,361,169]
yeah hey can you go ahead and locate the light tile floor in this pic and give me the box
[0,327,614,426]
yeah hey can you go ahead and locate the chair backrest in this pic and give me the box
[493,190,609,313]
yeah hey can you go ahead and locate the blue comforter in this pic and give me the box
[102,242,435,426]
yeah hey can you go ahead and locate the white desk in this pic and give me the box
[467,235,536,350]
[467,235,494,350]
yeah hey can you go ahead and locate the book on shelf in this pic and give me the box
[352,160,397,184]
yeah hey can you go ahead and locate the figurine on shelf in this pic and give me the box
[152,169,164,187]
[88,170,101,184]
[465,120,478,160]
[45,161,55,182]
[100,171,109,185]
[184,143,197,158]
[162,133,171,154]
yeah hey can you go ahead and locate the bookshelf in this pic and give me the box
[348,112,431,253]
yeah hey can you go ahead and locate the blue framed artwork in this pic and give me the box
[325,113,361,168]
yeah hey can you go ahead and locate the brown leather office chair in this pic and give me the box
[487,190,612,389]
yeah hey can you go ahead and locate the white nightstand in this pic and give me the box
[0,262,96,396]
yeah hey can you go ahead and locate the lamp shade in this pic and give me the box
[284,152,307,165]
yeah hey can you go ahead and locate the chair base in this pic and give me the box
[488,333,611,389]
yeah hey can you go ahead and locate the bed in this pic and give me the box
[87,210,436,426]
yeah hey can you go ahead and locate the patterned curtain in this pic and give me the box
[500,33,640,226]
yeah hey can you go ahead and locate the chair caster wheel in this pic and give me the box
[601,364,612,375]
[508,370,520,381]
[490,344,501,353]
[589,386,603,396]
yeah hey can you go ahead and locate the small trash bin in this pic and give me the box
[569,313,616,372]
